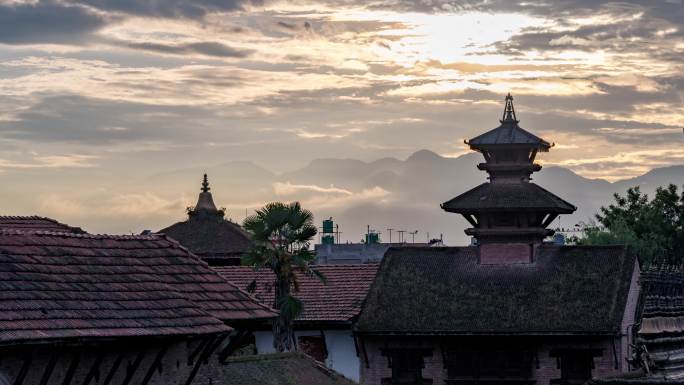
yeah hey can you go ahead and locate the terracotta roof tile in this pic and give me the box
[0,216,86,234]
[0,230,275,344]
[215,264,379,323]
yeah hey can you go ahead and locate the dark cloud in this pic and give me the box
[70,0,264,18]
[0,1,108,44]
[0,94,207,143]
[115,40,253,58]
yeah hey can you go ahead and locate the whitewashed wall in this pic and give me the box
[254,329,360,382]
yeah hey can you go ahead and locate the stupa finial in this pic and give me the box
[201,173,210,193]
[501,93,518,122]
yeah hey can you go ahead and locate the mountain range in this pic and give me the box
[147,149,684,245]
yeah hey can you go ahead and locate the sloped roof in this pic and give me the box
[356,245,636,335]
[0,230,275,344]
[222,352,358,385]
[467,119,551,148]
[158,175,253,264]
[216,264,379,323]
[441,182,576,213]
[159,217,252,262]
[0,216,86,233]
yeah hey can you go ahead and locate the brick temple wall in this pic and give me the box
[359,336,627,385]
[0,336,226,385]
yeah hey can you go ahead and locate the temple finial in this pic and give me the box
[502,93,518,122]
[201,173,210,193]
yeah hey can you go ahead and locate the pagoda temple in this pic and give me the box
[159,174,253,266]
[354,95,641,385]
[441,93,576,263]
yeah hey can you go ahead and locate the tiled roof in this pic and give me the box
[441,182,576,213]
[629,267,684,380]
[215,264,379,323]
[356,245,636,334]
[159,218,252,264]
[0,216,86,233]
[467,120,551,148]
[222,352,358,385]
[0,230,275,344]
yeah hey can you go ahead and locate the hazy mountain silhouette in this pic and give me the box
[190,149,683,245]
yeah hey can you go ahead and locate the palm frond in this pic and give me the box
[278,294,304,320]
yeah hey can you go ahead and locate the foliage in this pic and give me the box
[573,184,684,266]
[242,201,324,352]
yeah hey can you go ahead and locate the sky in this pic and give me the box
[0,0,683,236]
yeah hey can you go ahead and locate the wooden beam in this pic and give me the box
[121,350,146,385]
[360,336,369,369]
[82,351,105,385]
[61,351,81,385]
[141,347,168,385]
[463,214,478,227]
[102,351,125,385]
[188,338,210,366]
[542,213,558,228]
[184,335,226,385]
[38,351,58,385]
[218,330,249,363]
[12,351,32,385]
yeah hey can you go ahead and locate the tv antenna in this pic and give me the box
[387,228,395,243]
[409,230,418,243]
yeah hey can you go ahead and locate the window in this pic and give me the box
[381,349,433,385]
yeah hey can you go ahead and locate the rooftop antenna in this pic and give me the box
[409,230,418,243]
[387,228,395,244]
[397,230,406,243]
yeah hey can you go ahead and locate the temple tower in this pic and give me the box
[441,94,576,263]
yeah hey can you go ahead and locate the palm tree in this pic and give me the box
[242,201,324,352]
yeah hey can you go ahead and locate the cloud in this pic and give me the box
[0,1,108,44]
[0,153,98,170]
[40,191,186,219]
[113,40,253,58]
[274,182,353,196]
[70,0,263,18]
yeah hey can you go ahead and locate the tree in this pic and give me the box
[574,184,684,266]
[242,202,325,352]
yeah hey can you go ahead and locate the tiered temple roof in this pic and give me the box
[592,265,684,384]
[441,94,576,255]
[159,174,253,266]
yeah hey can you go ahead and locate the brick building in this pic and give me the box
[353,94,641,385]
[217,264,379,382]
[0,230,274,385]
[159,174,253,266]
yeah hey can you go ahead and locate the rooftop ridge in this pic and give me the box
[0,229,163,240]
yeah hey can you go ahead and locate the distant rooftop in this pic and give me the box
[0,215,86,234]
[216,264,379,324]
